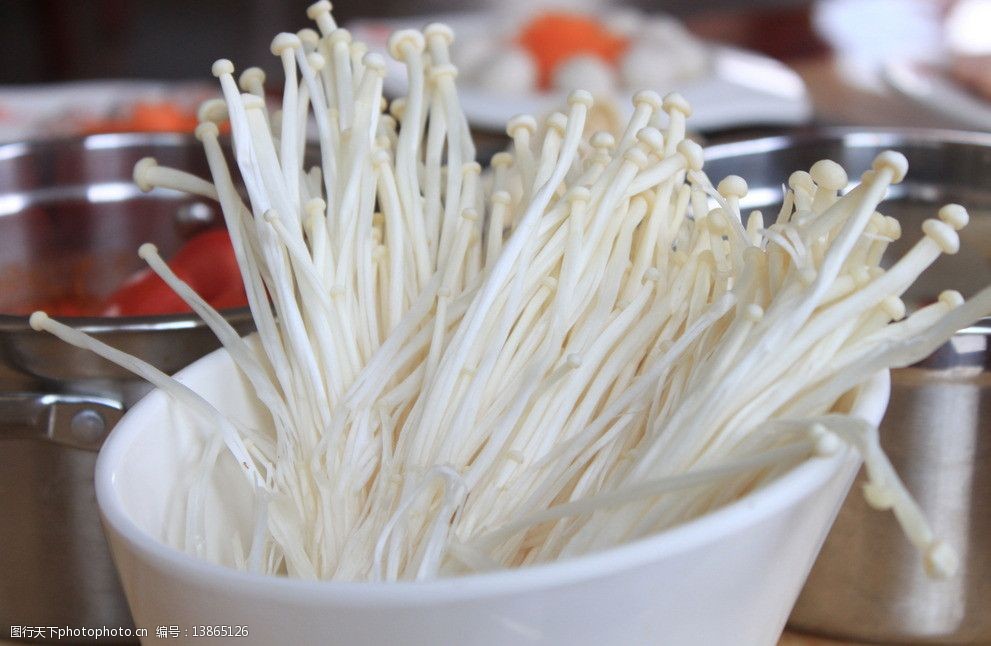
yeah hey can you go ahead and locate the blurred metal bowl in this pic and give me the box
[704,129,990,644]
[0,134,253,641]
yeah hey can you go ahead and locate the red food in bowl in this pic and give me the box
[100,228,247,317]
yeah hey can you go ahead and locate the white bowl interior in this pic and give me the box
[112,353,264,561]
[95,339,890,646]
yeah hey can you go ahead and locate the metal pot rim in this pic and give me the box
[0,131,250,334]
[702,125,991,164]
[0,131,213,157]
[2,128,987,334]
[0,308,254,334]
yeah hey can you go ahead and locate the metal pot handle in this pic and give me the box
[0,393,124,451]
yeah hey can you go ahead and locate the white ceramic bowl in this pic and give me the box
[95,342,890,646]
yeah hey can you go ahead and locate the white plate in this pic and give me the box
[884,59,991,131]
[350,14,811,132]
[0,80,217,143]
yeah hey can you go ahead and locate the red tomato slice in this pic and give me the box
[101,228,247,316]
[100,266,191,316]
[517,12,629,89]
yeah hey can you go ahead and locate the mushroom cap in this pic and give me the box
[677,139,704,171]
[476,47,538,95]
[387,29,425,61]
[271,32,301,56]
[305,0,332,21]
[212,58,235,77]
[238,67,266,91]
[717,175,748,199]
[872,151,909,184]
[938,203,969,230]
[809,159,848,191]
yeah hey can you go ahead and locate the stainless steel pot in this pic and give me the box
[4,129,987,644]
[704,129,991,644]
[0,134,253,643]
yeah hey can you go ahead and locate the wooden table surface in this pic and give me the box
[0,633,864,645]
[790,57,966,131]
[779,633,866,646]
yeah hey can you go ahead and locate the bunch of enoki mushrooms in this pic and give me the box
[32,2,991,582]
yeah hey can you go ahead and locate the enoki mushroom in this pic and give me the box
[32,3,991,582]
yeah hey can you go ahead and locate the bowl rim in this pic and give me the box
[95,341,890,605]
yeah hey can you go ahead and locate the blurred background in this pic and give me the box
[0,0,825,82]
[2,0,991,139]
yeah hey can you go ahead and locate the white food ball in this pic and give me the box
[622,43,681,91]
[620,36,707,92]
[474,45,538,94]
[639,16,692,42]
[553,55,617,94]
[451,36,501,81]
[673,38,708,78]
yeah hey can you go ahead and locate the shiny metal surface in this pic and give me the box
[1,440,133,642]
[0,392,123,450]
[704,129,991,644]
[0,134,253,642]
[0,133,254,400]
